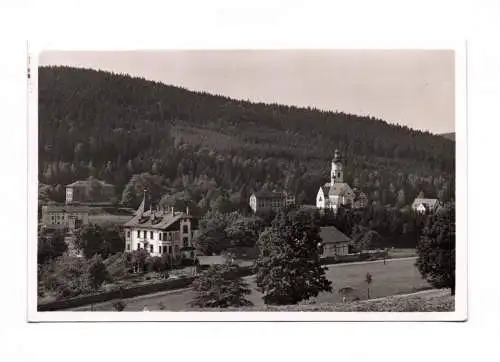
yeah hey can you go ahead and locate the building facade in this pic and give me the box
[249,190,295,213]
[66,177,116,205]
[41,204,90,233]
[316,149,367,211]
[319,226,351,257]
[411,198,439,214]
[123,193,200,259]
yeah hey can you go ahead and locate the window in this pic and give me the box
[137,243,140,249]
[163,246,168,254]
[183,225,188,233]
[159,246,162,254]
[150,231,153,239]
[183,237,189,247]
[143,230,147,239]
[127,231,130,238]
[127,244,131,251]
[168,246,172,254]
[149,244,154,253]
[137,230,140,238]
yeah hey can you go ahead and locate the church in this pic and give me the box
[316,149,368,211]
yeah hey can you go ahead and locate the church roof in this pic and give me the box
[328,183,351,196]
[320,183,331,195]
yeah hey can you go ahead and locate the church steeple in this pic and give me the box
[331,149,344,184]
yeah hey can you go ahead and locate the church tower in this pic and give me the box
[331,149,344,184]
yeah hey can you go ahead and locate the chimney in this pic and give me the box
[171,207,175,216]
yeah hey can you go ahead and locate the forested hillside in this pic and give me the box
[38,66,455,210]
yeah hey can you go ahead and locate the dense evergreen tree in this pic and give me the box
[39,66,454,212]
[416,204,456,295]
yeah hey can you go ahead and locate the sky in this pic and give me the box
[39,50,455,134]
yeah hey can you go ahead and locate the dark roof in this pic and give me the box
[66,179,114,188]
[42,205,91,213]
[320,226,351,244]
[328,183,351,196]
[123,209,193,230]
[252,189,284,199]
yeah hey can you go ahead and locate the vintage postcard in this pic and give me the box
[27,44,467,322]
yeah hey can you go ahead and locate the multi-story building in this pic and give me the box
[411,198,439,214]
[316,149,367,211]
[123,192,200,259]
[249,189,295,213]
[66,177,116,205]
[40,204,90,233]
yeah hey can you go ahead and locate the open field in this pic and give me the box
[88,214,133,225]
[72,257,430,311]
[195,289,454,312]
[388,248,417,258]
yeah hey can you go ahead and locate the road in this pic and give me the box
[71,257,426,311]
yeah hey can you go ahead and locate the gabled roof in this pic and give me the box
[320,226,351,244]
[412,198,439,209]
[328,183,352,197]
[42,205,91,213]
[252,189,284,199]
[124,209,193,230]
[319,183,331,195]
[66,179,115,188]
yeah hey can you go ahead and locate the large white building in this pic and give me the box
[411,198,439,214]
[123,192,200,259]
[316,149,368,211]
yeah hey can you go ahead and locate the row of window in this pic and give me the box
[127,227,192,241]
[130,243,193,255]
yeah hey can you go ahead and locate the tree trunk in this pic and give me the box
[367,287,370,299]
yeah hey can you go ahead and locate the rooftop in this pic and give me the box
[320,226,351,244]
[42,204,91,212]
[123,209,193,230]
[252,189,286,199]
[412,198,439,208]
[66,178,115,188]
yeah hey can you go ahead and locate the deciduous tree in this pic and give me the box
[190,262,252,308]
[254,210,332,305]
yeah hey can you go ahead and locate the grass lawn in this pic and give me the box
[88,213,133,225]
[73,257,429,311]
[196,289,454,312]
[388,248,417,258]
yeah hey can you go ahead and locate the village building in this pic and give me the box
[316,149,368,211]
[249,189,295,213]
[66,177,116,205]
[123,191,200,260]
[319,226,351,257]
[411,198,439,214]
[41,204,90,234]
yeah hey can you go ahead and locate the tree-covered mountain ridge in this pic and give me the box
[38,66,454,207]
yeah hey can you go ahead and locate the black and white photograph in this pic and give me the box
[28,47,465,321]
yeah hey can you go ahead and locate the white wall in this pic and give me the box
[125,217,197,258]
